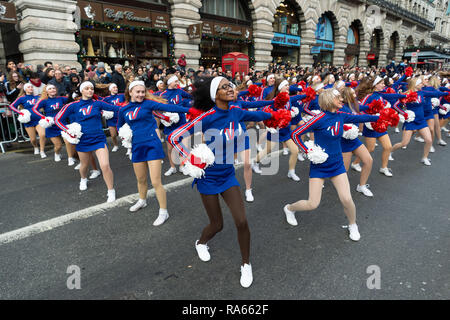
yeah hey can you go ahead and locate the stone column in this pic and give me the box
[0,31,6,71]
[169,0,202,70]
[13,0,80,69]
[251,0,275,70]
[359,32,371,67]
[299,20,316,68]
[333,33,347,67]
[378,31,389,67]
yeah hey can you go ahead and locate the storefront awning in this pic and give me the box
[404,51,450,60]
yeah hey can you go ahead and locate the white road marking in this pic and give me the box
[0,150,282,245]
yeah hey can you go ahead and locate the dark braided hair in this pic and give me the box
[192,76,216,112]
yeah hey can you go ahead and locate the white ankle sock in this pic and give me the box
[159,208,168,215]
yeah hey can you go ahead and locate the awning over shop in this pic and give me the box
[403,51,450,60]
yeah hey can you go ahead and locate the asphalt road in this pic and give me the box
[0,128,448,300]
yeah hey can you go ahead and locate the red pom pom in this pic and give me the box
[385,87,396,94]
[372,120,388,133]
[380,108,400,127]
[405,66,413,77]
[303,87,316,103]
[248,84,262,97]
[406,91,418,103]
[262,79,267,87]
[343,124,353,131]
[350,81,358,88]
[274,92,290,109]
[263,108,292,129]
[298,81,306,89]
[186,107,203,122]
[367,99,384,114]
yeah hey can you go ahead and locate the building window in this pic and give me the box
[200,0,247,21]
[273,1,300,36]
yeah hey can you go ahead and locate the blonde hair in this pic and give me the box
[319,88,340,112]
[323,74,335,86]
[341,87,359,113]
[124,83,167,104]
[407,77,421,92]
[429,76,440,89]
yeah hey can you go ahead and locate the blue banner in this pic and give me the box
[316,39,334,51]
[272,33,301,47]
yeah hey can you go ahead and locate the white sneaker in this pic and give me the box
[348,224,361,241]
[245,189,254,203]
[107,189,116,203]
[68,157,75,166]
[34,147,39,155]
[240,263,253,288]
[89,170,101,179]
[351,163,362,172]
[389,153,394,161]
[164,167,177,176]
[129,199,147,212]
[297,153,305,161]
[111,146,119,152]
[195,240,211,262]
[375,142,378,147]
[40,151,47,158]
[414,136,425,143]
[287,171,300,182]
[379,167,393,177]
[54,153,61,162]
[438,139,447,146]
[394,127,400,133]
[256,144,263,152]
[441,127,449,132]
[252,162,262,174]
[284,205,298,226]
[79,178,88,191]
[74,163,81,170]
[421,158,431,166]
[282,148,289,155]
[356,184,374,197]
[429,146,435,153]
[153,211,169,226]
[402,145,407,150]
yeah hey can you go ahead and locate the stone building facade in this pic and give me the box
[0,0,448,71]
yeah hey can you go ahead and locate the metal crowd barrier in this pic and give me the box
[0,103,30,153]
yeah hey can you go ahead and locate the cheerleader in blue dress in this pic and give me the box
[102,83,125,152]
[169,76,274,288]
[286,88,379,241]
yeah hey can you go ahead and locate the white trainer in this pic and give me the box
[68,157,76,166]
[379,167,393,177]
[421,158,431,166]
[74,163,81,170]
[89,170,101,179]
[438,139,447,146]
[195,240,211,262]
[297,153,305,161]
[240,263,253,288]
[394,127,400,133]
[34,147,39,155]
[107,189,116,203]
[111,145,119,152]
[282,148,289,155]
[414,136,425,143]
[287,171,300,182]
[153,211,169,226]
[441,127,449,132]
[245,189,254,203]
[256,144,263,152]
[351,163,362,172]
[129,199,147,212]
[401,145,407,149]
[252,162,262,174]
[79,178,88,191]
[284,205,298,226]
[54,153,61,162]
[164,167,177,176]
[389,153,394,161]
[40,151,47,159]
[356,184,374,197]
[429,146,435,153]
[348,224,361,241]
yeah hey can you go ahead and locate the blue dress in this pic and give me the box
[8,95,40,128]
[102,94,125,127]
[160,88,192,136]
[33,97,69,138]
[339,104,363,153]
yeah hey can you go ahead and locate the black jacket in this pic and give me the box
[111,71,126,93]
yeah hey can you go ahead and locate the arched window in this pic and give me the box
[315,16,333,41]
[273,0,300,35]
[347,25,359,45]
[200,0,248,21]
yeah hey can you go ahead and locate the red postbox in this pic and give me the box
[222,52,249,78]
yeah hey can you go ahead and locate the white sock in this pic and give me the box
[81,178,88,183]
[288,169,295,175]
[108,189,115,194]
[159,208,168,215]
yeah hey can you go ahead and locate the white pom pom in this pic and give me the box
[61,123,83,144]
[405,110,415,122]
[302,110,321,122]
[267,127,278,134]
[399,114,405,123]
[385,102,391,109]
[431,98,440,107]
[304,140,328,164]
[181,161,205,179]
[39,117,54,129]
[190,143,215,167]
[17,109,31,124]
[160,112,180,127]
[342,124,359,140]
[439,104,450,115]
[102,110,114,120]
[291,107,299,117]
[118,123,133,148]
[364,122,373,130]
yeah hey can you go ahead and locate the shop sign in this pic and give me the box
[316,39,334,51]
[272,33,301,47]
[367,53,376,60]
[201,20,252,40]
[152,12,170,29]
[202,22,214,35]
[187,23,202,40]
[0,1,17,24]
[103,5,152,26]
[311,46,321,54]
[345,44,360,56]
[79,1,103,21]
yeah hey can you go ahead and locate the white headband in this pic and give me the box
[315,83,324,91]
[46,84,56,91]
[393,73,399,78]
[312,76,320,82]
[210,77,225,102]
[267,74,275,81]
[24,83,33,91]
[156,80,164,87]
[246,80,253,86]
[80,81,94,92]
[424,75,432,80]
[307,76,312,81]
[336,81,345,89]
[416,78,422,86]
[167,75,178,86]
[373,76,383,87]
[291,77,297,84]
[446,83,450,88]
[349,73,355,80]
[278,80,289,91]
[129,80,145,92]
[109,83,117,91]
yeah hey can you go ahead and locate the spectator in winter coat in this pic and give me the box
[177,54,187,73]
[111,64,126,93]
